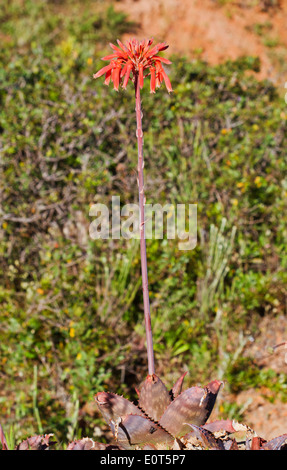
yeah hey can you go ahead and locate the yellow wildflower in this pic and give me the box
[254,176,262,187]
[221,128,231,135]
[69,327,75,338]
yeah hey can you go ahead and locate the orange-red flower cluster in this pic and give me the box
[93,38,172,93]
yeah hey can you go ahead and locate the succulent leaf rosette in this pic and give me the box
[95,373,222,449]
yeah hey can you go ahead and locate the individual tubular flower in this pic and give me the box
[93,38,172,93]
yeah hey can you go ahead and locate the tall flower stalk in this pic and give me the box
[134,74,154,375]
[94,38,172,375]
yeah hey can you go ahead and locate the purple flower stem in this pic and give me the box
[134,74,155,376]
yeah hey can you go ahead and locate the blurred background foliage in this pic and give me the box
[0,0,287,447]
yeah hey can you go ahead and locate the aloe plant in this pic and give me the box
[95,374,223,449]
[90,37,287,451]
[90,37,225,449]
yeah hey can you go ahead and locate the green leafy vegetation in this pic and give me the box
[1,0,287,446]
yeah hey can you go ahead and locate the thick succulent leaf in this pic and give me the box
[16,434,55,450]
[67,438,124,450]
[183,419,239,449]
[203,419,237,434]
[0,424,8,450]
[185,423,225,450]
[95,391,144,425]
[138,374,171,421]
[67,438,99,450]
[261,434,287,450]
[171,372,187,399]
[113,414,174,449]
[159,380,222,437]
[249,436,266,450]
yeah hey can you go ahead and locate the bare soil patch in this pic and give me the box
[116,0,287,85]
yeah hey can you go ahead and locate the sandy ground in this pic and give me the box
[116,0,287,86]
[234,315,287,440]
